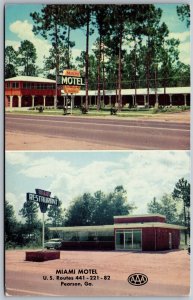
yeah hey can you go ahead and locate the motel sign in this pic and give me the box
[57,75,85,86]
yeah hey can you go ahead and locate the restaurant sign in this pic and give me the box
[26,189,59,213]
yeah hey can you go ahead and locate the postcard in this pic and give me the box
[4,1,191,298]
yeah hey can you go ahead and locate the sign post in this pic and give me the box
[42,213,45,249]
[57,70,85,114]
[26,189,59,250]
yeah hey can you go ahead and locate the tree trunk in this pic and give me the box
[97,34,102,111]
[67,26,71,69]
[102,45,105,107]
[134,40,137,106]
[85,11,90,110]
[184,203,187,245]
[118,32,122,111]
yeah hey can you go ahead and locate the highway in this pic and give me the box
[5,114,190,150]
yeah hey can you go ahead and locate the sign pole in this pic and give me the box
[71,94,73,115]
[42,212,45,250]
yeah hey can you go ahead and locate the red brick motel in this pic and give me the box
[49,214,186,251]
[5,76,190,109]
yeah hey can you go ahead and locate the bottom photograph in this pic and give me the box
[5,151,190,297]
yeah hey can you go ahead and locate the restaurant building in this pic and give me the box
[49,214,186,251]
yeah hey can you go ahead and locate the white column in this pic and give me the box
[184,94,187,106]
[169,94,172,106]
[54,96,57,109]
[132,95,135,106]
[43,95,46,107]
[109,95,112,106]
[18,96,22,108]
[10,95,13,110]
[144,95,146,106]
[71,95,75,109]
[32,95,35,108]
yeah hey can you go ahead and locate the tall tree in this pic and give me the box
[177,4,190,28]
[17,40,37,76]
[94,5,112,110]
[147,195,178,224]
[65,186,136,226]
[74,5,95,110]
[172,178,190,244]
[5,46,18,78]
[47,197,65,226]
[19,200,40,238]
[5,200,18,245]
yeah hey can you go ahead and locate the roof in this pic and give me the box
[5,76,55,83]
[61,86,190,96]
[114,214,166,219]
[49,225,114,232]
[49,222,186,232]
[114,222,186,230]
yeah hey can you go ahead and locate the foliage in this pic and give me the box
[47,197,65,226]
[172,178,190,242]
[18,40,37,76]
[5,46,18,78]
[5,200,18,244]
[65,186,136,226]
[147,195,178,224]
[177,4,190,28]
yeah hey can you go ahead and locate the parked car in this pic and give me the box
[44,238,62,250]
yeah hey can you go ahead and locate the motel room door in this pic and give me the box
[115,230,142,251]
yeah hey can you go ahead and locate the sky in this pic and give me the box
[4,3,190,70]
[6,151,190,221]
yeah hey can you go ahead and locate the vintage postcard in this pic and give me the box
[4,1,191,298]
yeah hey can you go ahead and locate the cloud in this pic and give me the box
[6,152,30,165]
[6,151,190,218]
[167,31,190,64]
[6,192,26,220]
[6,20,51,68]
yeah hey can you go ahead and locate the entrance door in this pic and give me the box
[115,230,142,250]
[125,232,133,250]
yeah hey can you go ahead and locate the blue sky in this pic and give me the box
[5,3,190,69]
[6,151,190,221]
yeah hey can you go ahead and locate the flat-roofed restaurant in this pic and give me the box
[49,214,186,251]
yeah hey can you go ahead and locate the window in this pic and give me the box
[23,82,31,89]
[12,82,19,88]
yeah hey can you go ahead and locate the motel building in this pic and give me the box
[5,76,191,110]
[49,214,186,251]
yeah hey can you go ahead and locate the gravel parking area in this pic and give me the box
[5,249,190,297]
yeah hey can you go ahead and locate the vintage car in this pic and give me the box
[44,238,62,250]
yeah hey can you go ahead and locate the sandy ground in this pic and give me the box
[5,249,190,297]
[5,131,125,150]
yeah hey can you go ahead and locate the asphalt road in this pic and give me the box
[5,114,190,150]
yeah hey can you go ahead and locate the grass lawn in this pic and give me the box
[5,106,190,118]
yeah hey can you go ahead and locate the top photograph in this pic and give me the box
[5,3,190,150]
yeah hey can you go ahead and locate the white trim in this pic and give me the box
[113,214,166,219]
[114,222,186,230]
[5,76,55,83]
[49,222,186,232]
[49,225,114,232]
